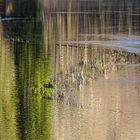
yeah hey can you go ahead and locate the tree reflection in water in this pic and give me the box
[0,0,140,140]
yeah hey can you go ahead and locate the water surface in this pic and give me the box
[0,0,140,140]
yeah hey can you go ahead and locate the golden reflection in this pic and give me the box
[5,1,13,16]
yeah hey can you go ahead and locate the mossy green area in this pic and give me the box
[6,0,55,99]
[10,20,53,139]
[13,21,53,139]
[13,21,54,99]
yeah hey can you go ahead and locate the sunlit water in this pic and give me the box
[0,0,140,140]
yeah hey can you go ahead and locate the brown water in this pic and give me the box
[52,64,140,140]
[51,41,140,140]
[0,0,140,140]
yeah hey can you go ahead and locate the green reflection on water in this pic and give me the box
[13,19,52,140]
[0,0,53,139]
[0,36,18,140]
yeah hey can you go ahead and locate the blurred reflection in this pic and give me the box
[43,0,140,35]
[0,0,140,140]
[47,1,140,140]
[0,21,18,140]
[13,20,52,139]
[1,0,52,140]
[53,64,140,140]
[52,10,140,94]
[53,41,140,95]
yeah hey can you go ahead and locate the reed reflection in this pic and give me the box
[1,0,53,139]
[0,0,140,140]
[47,2,140,139]
[0,21,18,140]
[12,10,53,140]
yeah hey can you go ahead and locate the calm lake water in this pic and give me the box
[0,0,140,140]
